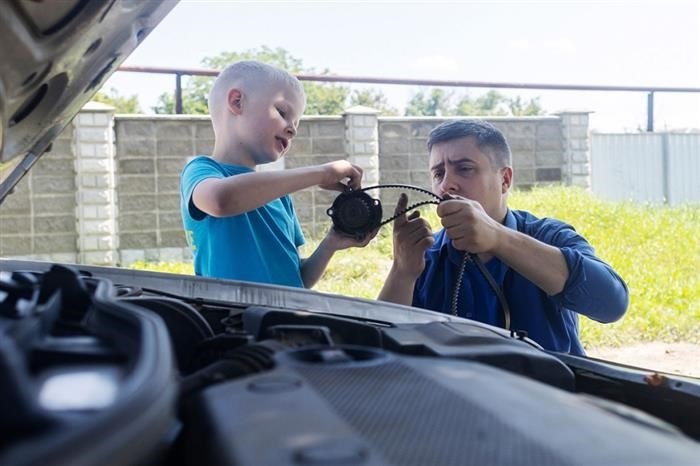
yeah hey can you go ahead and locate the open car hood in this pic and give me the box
[0,0,178,204]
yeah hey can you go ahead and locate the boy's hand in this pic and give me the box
[318,161,363,191]
[325,226,378,250]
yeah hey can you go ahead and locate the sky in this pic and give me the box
[104,0,700,132]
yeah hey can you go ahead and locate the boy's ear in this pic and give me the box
[226,88,243,115]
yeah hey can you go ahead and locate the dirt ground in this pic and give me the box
[586,342,700,378]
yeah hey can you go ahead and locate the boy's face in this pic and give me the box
[237,82,305,165]
[429,136,512,221]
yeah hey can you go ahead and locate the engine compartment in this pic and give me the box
[1,263,699,466]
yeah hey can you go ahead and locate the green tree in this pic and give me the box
[404,88,453,116]
[350,89,398,115]
[303,84,350,115]
[152,46,388,116]
[453,90,505,116]
[405,88,545,116]
[152,84,209,115]
[93,87,142,113]
[507,95,544,116]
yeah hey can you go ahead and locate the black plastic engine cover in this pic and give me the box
[179,346,700,466]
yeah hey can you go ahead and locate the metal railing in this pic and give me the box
[117,65,700,132]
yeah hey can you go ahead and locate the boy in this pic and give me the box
[180,60,372,288]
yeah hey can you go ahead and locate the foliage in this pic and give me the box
[507,95,544,116]
[93,87,142,113]
[405,88,543,116]
[508,186,700,348]
[132,186,699,350]
[153,79,210,115]
[302,82,350,115]
[350,89,399,115]
[130,261,193,275]
[152,46,394,116]
[149,46,543,117]
[405,88,453,116]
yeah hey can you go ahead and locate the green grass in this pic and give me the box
[132,185,700,349]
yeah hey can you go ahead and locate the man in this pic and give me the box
[378,119,628,355]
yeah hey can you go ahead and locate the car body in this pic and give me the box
[1,2,699,465]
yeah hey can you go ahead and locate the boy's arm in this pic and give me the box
[299,229,376,288]
[193,161,362,217]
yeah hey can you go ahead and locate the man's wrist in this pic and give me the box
[489,223,510,256]
[390,262,421,282]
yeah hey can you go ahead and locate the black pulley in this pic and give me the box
[326,190,382,238]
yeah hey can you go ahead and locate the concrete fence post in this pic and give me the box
[557,111,593,188]
[343,106,381,187]
[73,102,118,265]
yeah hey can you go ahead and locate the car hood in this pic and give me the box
[0,0,178,204]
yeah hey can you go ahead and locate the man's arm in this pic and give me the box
[439,198,570,294]
[492,228,569,296]
[378,194,435,305]
[438,198,628,322]
[552,247,629,323]
[378,264,421,306]
[193,161,362,217]
[498,226,628,323]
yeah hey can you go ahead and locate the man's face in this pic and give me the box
[241,83,305,165]
[429,136,511,221]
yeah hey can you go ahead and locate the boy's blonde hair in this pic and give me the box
[208,60,305,120]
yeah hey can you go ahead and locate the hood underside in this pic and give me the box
[0,0,178,203]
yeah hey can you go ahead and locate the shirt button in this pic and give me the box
[465,313,472,318]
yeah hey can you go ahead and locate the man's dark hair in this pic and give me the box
[426,119,512,168]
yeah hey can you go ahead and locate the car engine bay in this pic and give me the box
[1,261,699,465]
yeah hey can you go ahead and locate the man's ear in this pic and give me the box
[226,88,243,115]
[501,166,513,193]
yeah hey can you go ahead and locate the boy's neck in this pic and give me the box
[212,141,256,169]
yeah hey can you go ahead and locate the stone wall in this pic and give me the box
[0,116,78,262]
[0,104,590,266]
[285,116,347,237]
[372,115,583,211]
[114,115,213,265]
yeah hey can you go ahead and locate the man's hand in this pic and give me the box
[318,161,364,191]
[437,197,500,253]
[392,193,434,278]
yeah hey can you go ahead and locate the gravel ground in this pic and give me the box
[586,342,700,378]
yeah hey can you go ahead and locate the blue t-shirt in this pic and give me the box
[180,156,305,287]
[413,209,629,355]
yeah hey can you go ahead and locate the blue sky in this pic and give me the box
[104,0,700,131]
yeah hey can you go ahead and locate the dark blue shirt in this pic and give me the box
[412,209,628,355]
